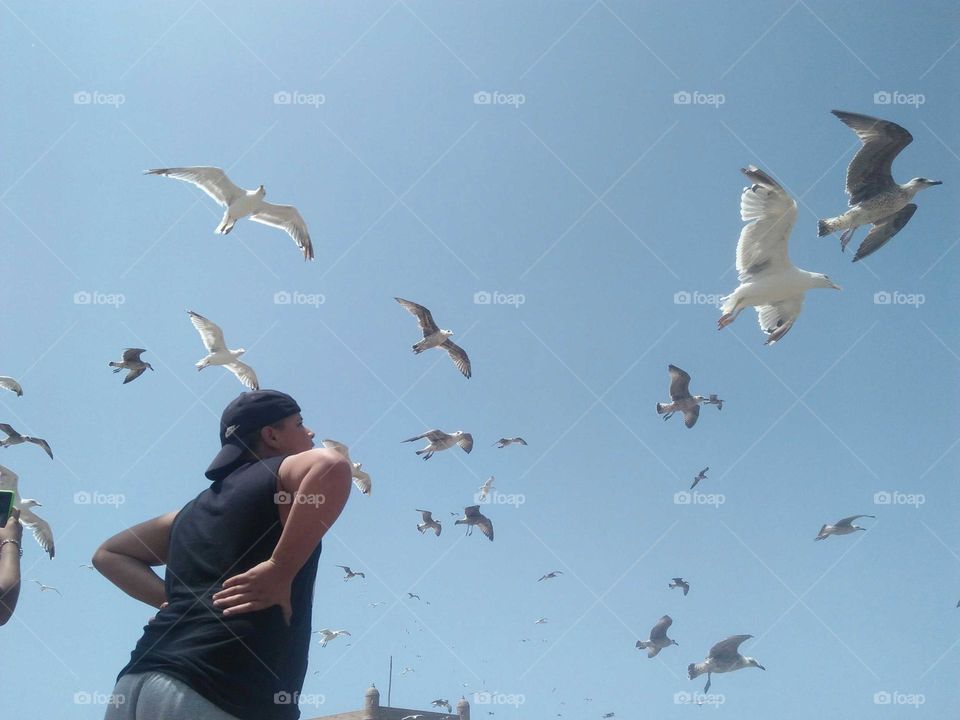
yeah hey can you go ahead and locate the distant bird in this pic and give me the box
[814,514,876,541]
[0,377,23,397]
[31,580,62,596]
[314,629,351,647]
[395,298,471,378]
[402,429,473,460]
[477,476,495,501]
[495,437,527,448]
[0,424,53,459]
[0,464,54,558]
[719,166,841,344]
[399,666,415,677]
[669,578,689,596]
[455,505,494,541]
[656,366,721,428]
[432,700,452,713]
[407,592,421,600]
[368,601,386,608]
[416,509,442,536]
[108,348,154,384]
[336,565,365,581]
[534,618,548,624]
[538,571,563,582]
[818,110,941,262]
[79,564,95,570]
[321,439,372,495]
[187,311,259,390]
[688,634,765,693]
[636,615,678,658]
[146,166,313,260]
[691,467,709,490]
[602,714,615,719]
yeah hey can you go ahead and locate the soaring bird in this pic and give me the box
[146,166,313,260]
[109,348,154,385]
[431,700,452,713]
[314,629,351,647]
[719,166,841,344]
[690,467,709,490]
[321,439,372,495]
[187,311,259,390]
[669,578,690,596]
[636,615,678,658]
[495,437,527,448]
[401,429,473,460]
[336,565,365,581]
[0,377,23,397]
[395,298,471,378]
[818,111,941,262]
[656,366,721,428]
[538,571,563,582]
[688,635,765,693]
[31,580,62,596]
[455,505,494,541]
[0,464,54,558]
[0,424,53,459]
[814,514,875,541]
[416,509,442,536]
[477,476,495,501]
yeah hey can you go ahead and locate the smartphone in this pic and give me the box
[0,491,14,529]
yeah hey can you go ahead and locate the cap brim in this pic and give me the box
[205,443,247,482]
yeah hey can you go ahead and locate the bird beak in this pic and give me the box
[829,281,842,291]
[929,180,943,186]
[757,663,766,671]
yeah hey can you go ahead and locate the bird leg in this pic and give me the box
[839,227,856,252]
[662,412,674,421]
[717,309,742,329]
[703,674,711,694]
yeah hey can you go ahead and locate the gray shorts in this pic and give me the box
[103,671,242,720]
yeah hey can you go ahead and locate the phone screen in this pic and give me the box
[0,491,14,529]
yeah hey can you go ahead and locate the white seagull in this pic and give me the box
[719,166,841,345]
[0,423,53,459]
[314,628,351,647]
[818,110,941,262]
[401,429,473,460]
[495,437,527,448]
[656,366,720,428]
[455,505,494,541]
[145,166,313,260]
[815,514,875,541]
[416,509,442,536]
[108,348,154,385]
[636,615,678,658]
[336,565,365,581]
[688,635,765,693]
[0,464,54,558]
[0,377,23,397]
[321,439,372,496]
[534,618,548,624]
[477,476,495,501]
[187,311,259,390]
[31,579,62,596]
[395,298,471,378]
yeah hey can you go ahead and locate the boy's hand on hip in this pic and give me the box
[212,559,294,625]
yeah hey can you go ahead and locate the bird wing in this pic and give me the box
[667,365,692,400]
[29,437,54,459]
[0,377,23,396]
[0,423,19,439]
[853,204,917,262]
[463,505,481,519]
[121,348,146,362]
[755,295,805,345]
[395,298,439,336]
[321,439,351,461]
[225,361,260,390]
[337,565,352,574]
[0,464,19,493]
[480,477,494,492]
[187,311,227,352]
[836,514,875,527]
[402,429,446,443]
[20,507,54,558]
[123,366,148,384]
[831,110,913,206]
[352,466,371,495]
[476,512,494,541]
[709,634,752,660]
[418,510,434,523]
[682,405,700,429]
[249,200,314,260]
[736,166,797,280]
[440,339,472,378]
[515,437,528,445]
[650,615,673,640]
[145,166,245,207]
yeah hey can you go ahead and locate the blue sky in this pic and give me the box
[2,1,959,717]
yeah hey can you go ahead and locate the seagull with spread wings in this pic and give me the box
[416,509,442,536]
[187,311,259,390]
[321,439,372,495]
[0,377,23,397]
[395,298,471,378]
[636,615,678,658]
[314,629,351,647]
[336,565,365,581]
[494,437,527,448]
[0,424,53,459]
[455,505,494,541]
[669,578,690,596]
[688,635,765,693]
[814,514,875,541]
[401,429,473,460]
[0,464,54,558]
[146,166,313,260]
[656,366,721,429]
[690,467,709,490]
[108,348,154,385]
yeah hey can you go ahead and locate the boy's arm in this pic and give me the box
[92,511,178,609]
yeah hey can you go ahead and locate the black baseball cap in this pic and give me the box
[205,390,302,481]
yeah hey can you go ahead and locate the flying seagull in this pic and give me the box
[321,439,372,495]
[538,571,563,582]
[407,593,421,600]
[395,298,471,378]
[818,110,941,262]
[0,424,53,459]
[314,629,351,647]
[187,311,259,390]
[336,565,365,581]
[0,464,54,558]
[669,578,690,596]
[636,615,678,658]
[416,509,442,536]
[477,476,495,501]
[401,429,473,460]
[495,437,527,448]
[145,166,313,260]
[534,618,548,624]
[455,505,494,541]
[0,377,23,397]
[814,514,875,541]
[109,348,154,385]
[691,467,709,490]
[719,166,841,344]
[689,635,764,693]
[656,366,722,428]
[31,580,62,596]
[432,700,452,713]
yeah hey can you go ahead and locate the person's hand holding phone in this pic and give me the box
[0,508,22,543]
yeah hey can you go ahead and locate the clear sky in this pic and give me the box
[2,1,958,717]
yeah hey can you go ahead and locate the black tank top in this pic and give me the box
[117,456,322,720]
